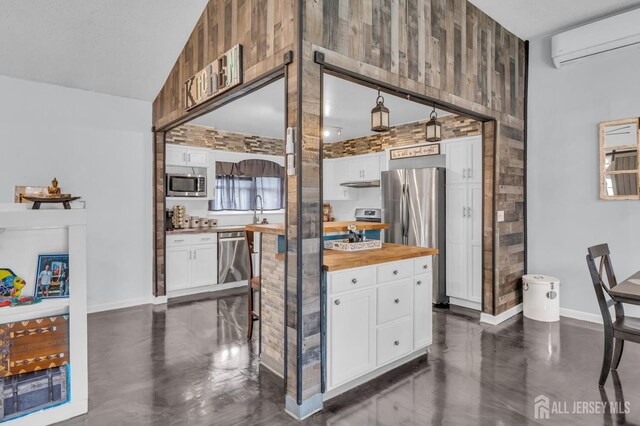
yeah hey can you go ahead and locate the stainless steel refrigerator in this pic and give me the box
[381,168,447,306]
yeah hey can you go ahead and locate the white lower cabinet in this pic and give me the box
[327,256,433,391]
[329,289,376,387]
[166,233,218,292]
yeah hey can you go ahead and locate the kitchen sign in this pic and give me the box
[185,44,243,110]
[390,143,440,160]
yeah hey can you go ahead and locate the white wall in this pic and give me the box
[0,75,153,312]
[527,37,640,321]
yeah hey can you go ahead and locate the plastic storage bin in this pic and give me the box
[523,274,560,322]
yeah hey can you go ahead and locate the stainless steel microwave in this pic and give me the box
[166,173,207,197]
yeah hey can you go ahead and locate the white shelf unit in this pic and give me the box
[0,205,88,425]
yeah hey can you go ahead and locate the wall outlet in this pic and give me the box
[497,211,505,222]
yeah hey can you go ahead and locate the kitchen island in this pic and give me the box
[247,222,438,399]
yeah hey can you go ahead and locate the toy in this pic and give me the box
[0,269,26,298]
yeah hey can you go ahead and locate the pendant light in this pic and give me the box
[371,90,390,132]
[425,106,442,142]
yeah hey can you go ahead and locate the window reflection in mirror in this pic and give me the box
[604,173,639,197]
[604,148,638,172]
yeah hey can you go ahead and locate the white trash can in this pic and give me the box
[523,274,560,322]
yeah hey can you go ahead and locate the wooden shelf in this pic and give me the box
[0,298,70,324]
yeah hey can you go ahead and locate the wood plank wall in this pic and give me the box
[152,0,295,130]
[304,0,526,318]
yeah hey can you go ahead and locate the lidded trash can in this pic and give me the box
[522,274,560,322]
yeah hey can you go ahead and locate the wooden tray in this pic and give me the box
[324,239,382,252]
[22,196,81,210]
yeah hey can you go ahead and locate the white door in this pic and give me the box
[413,276,432,349]
[192,245,217,287]
[468,183,483,304]
[468,138,482,184]
[166,247,192,291]
[334,158,354,200]
[166,145,187,166]
[329,289,375,388]
[361,155,381,181]
[445,184,467,299]
[445,141,468,184]
[186,149,209,168]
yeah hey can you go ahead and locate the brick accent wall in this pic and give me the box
[259,233,285,377]
[323,115,481,159]
[166,124,285,155]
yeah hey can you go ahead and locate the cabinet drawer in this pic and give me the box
[376,318,413,366]
[377,280,413,324]
[329,266,375,295]
[166,235,194,247]
[192,234,217,246]
[377,259,412,284]
[414,256,433,276]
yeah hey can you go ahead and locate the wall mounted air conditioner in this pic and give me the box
[551,7,640,68]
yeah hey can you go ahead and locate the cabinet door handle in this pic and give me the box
[394,298,400,304]
[188,153,192,163]
[417,281,422,286]
[351,278,358,284]
[467,207,471,218]
[393,270,398,275]
[462,169,467,179]
[394,340,400,346]
[174,239,185,243]
[189,250,192,260]
[194,250,197,260]
[334,299,340,306]
[462,207,467,218]
[423,264,429,270]
[468,168,472,179]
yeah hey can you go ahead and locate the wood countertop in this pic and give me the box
[275,243,438,271]
[245,221,389,235]
[167,225,246,235]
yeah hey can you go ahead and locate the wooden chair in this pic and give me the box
[246,230,260,339]
[586,244,640,387]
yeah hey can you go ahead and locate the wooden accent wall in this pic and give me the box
[304,0,527,321]
[324,114,481,158]
[165,124,285,155]
[152,1,296,130]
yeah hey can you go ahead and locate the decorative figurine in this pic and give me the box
[48,178,62,197]
[0,269,26,297]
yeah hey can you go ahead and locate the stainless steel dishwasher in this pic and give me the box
[217,231,249,284]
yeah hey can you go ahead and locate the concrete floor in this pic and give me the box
[58,288,640,425]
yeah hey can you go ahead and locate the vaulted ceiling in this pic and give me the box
[0,0,638,102]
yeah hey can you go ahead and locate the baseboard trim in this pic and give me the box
[560,308,603,324]
[88,297,153,314]
[167,281,245,299]
[260,353,284,379]
[449,297,481,311]
[480,303,523,325]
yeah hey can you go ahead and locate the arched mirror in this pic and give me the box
[599,118,640,200]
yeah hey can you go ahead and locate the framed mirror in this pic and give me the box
[600,118,640,200]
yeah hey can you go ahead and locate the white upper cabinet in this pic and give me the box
[324,157,356,201]
[166,144,211,168]
[348,154,381,182]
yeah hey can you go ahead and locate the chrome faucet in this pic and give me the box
[253,194,264,224]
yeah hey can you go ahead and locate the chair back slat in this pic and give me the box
[586,243,624,328]
[245,230,255,279]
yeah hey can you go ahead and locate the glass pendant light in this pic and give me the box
[425,106,442,142]
[371,90,390,132]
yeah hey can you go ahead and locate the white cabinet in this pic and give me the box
[166,144,210,168]
[445,137,482,309]
[329,289,376,387]
[323,157,356,201]
[326,255,433,392]
[166,233,218,293]
[348,154,381,182]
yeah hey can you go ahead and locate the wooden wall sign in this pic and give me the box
[390,143,440,160]
[185,44,243,110]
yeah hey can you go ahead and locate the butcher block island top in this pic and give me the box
[275,243,438,271]
[323,243,438,271]
[245,221,389,235]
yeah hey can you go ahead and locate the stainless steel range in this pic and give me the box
[354,208,382,223]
